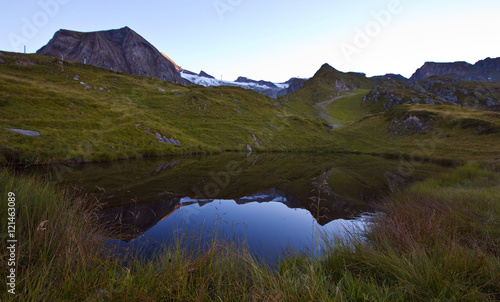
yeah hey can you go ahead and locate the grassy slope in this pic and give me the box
[333,104,500,162]
[1,52,499,165]
[364,77,500,113]
[0,52,335,164]
[324,89,371,125]
[277,63,500,162]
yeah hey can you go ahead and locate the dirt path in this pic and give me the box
[314,95,345,128]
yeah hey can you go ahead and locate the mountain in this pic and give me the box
[161,52,182,72]
[179,71,306,99]
[37,27,190,85]
[284,63,373,103]
[277,63,375,126]
[466,57,500,82]
[199,70,215,79]
[409,57,500,82]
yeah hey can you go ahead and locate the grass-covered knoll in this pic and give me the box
[0,52,335,164]
[332,104,500,162]
[364,77,500,113]
[1,162,498,301]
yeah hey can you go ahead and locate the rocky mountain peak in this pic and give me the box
[37,27,190,85]
[318,63,339,73]
[199,71,215,79]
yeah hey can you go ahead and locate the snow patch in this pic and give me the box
[181,71,290,91]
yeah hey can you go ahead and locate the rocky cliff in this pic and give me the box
[37,27,190,85]
[409,58,500,82]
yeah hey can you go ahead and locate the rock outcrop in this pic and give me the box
[37,27,190,85]
[364,77,500,111]
[409,57,500,82]
[199,70,215,79]
[283,77,307,95]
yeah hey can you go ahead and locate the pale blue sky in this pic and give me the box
[1,0,499,82]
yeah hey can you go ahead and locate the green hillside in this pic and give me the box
[364,77,500,113]
[0,52,336,164]
[1,52,499,165]
[334,104,500,162]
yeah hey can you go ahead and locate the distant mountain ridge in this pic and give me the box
[180,70,307,99]
[35,27,499,100]
[37,27,189,85]
[409,57,500,82]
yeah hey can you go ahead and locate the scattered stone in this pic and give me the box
[0,59,5,64]
[388,115,433,136]
[158,88,166,92]
[251,134,261,147]
[73,75,80,81]
[5,128,40,136]
[145,128,180,145]
[15,60,34,66]
[0,51,4,57]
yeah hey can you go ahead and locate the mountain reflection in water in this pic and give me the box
[28,153,452,262]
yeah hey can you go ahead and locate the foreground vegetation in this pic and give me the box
[1,163,499,301]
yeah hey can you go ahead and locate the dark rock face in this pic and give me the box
[284,77,307,95]
[235,76,278,88]
[199,70,215,79]
[37,27,190,85]
[410,61,472,82]
[181,69,198,76]
[409,58,500,82]
[466,57,500,82]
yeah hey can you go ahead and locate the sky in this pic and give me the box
[1,0,499,82]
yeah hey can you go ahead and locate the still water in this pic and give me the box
[30,153,451,263]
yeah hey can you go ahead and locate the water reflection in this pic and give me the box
[28,153,452,262]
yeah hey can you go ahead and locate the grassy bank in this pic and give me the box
[1,163,499,301]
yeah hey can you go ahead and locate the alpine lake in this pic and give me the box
[24,153,453,265]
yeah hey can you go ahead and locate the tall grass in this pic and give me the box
[320,163,500,301]
[1,163,499,301]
